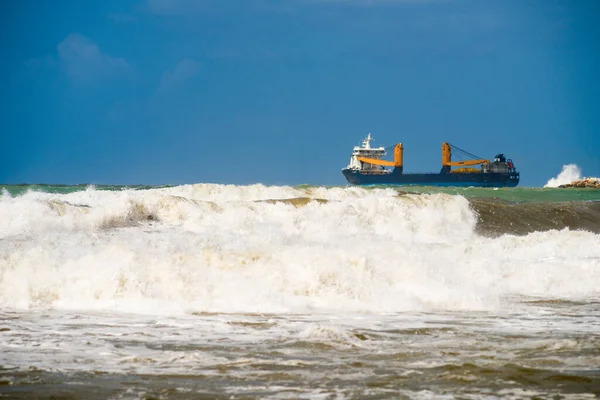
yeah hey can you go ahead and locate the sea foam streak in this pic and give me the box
[1,184,599,314]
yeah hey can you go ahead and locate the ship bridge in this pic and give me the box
[346,134,390,173]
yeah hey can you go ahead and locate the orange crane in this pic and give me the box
[442,142,489,167]
[353,142,487,173]
[357,143,404,168]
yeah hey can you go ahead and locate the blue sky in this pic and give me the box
[2,0,599,186]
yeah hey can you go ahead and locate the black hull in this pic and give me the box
[342,168,520,187]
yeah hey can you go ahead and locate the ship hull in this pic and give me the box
[342,168,519,187]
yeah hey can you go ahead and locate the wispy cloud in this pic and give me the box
[108,13,137,23]
[146,0,435,15]
[158,59,201,92]
[24,55,56,69]
[305,0,439,5]
[57,33,129,82]
[146,0,291,16]
[147,0,206,15]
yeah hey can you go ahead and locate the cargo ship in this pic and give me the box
[342,134,520,187]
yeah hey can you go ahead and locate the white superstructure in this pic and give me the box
[345,133,390,173]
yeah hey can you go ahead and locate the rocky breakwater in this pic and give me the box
[559,177,600,188]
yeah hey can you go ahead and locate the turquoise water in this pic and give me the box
[0,184,172,196]
[4,183,598,203]
[388,185,600,203]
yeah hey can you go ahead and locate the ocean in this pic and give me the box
[1,183,599,399]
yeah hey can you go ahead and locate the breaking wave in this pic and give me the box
[545,164,582,188]
[1,184,599,314]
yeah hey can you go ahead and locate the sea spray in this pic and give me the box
[1,184,599,314]
[545,164,582,187]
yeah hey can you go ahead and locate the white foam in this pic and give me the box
[1,184,599,314]
[544,164,582,188]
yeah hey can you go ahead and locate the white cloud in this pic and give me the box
[57,33,129,82]
[158,59,202,92]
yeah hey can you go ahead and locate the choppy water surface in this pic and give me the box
[1,184,599,399]
[2,305,600,399]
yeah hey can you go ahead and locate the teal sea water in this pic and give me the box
[0,183,172,196]
[1,183,599,399]
[3,183,600,202]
